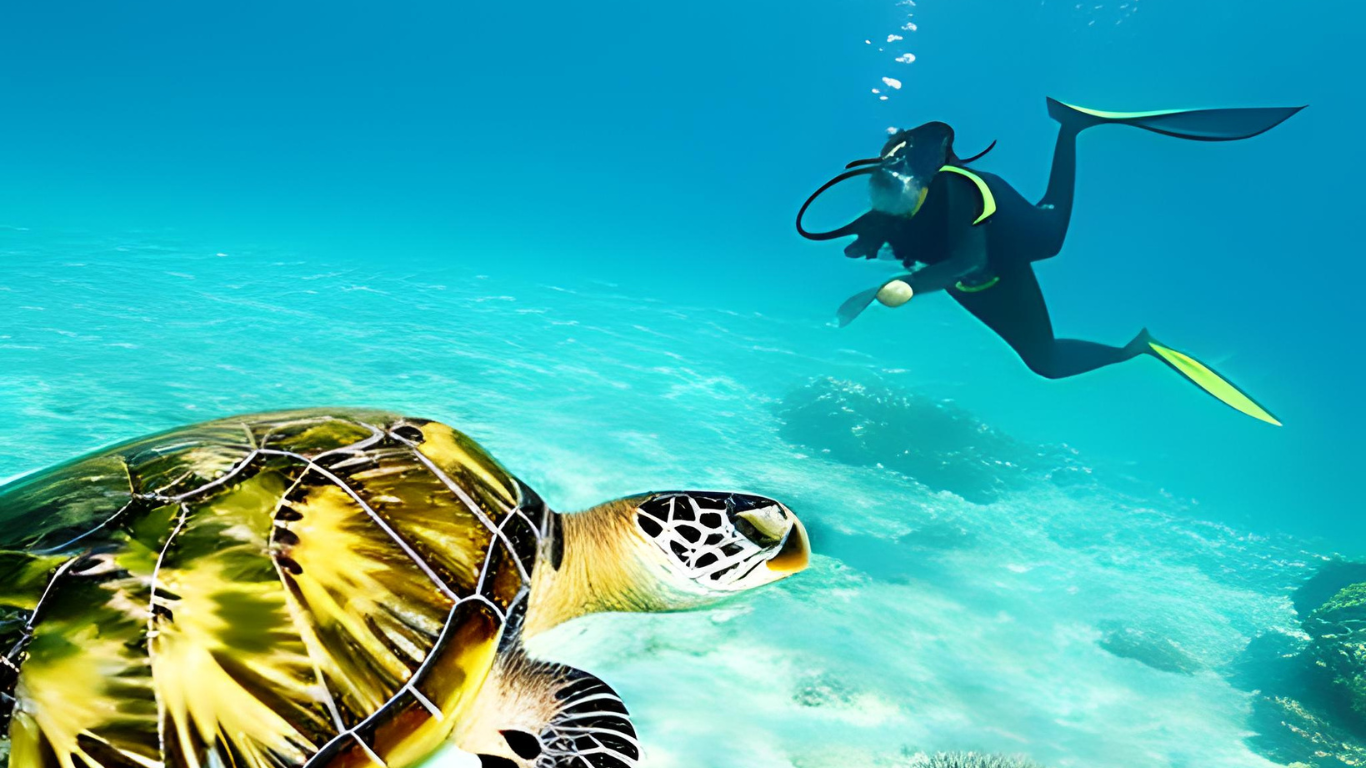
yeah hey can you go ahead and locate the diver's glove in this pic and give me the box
[840,212,897,259]
[844,238,882,259]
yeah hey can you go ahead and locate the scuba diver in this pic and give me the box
[797,97,1303,426]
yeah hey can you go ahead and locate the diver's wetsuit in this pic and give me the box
[842,123,1142,380]
[803,98,1301,424]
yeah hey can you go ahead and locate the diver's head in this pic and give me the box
[869,121,954,216]
[796,121,992,241]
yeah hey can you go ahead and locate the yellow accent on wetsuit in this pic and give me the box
[954,276,1000,293]
[939,166,996,225]
[907,186,930,217]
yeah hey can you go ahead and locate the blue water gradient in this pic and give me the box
[0,1,1362,766]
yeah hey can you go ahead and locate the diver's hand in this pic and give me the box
[839,212,895,259]
[875,279,914,307]
[843,236,882,259]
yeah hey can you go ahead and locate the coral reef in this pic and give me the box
[1098,624,1203,675]
[775,378,1084,504]
[921,753,1044,768]
[1306,581,1366,725]
[1236,560,1366,767]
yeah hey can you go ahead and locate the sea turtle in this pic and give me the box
[0,409,809,768]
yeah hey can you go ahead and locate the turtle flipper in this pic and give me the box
[465,650,640,768]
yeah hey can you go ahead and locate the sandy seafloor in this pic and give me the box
[0,234,1333,768]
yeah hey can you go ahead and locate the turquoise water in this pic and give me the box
[1,1,1362,767]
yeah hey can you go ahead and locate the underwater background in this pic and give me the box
[1,1,1363,766]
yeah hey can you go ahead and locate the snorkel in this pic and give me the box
[796,121,996,241]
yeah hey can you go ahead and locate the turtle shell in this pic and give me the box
[0,409,552,768]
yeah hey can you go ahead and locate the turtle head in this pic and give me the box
[522,491,809,636]
[627,491,810,594]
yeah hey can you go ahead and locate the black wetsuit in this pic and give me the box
[845,126,1145,379]
[803,98,1301,424]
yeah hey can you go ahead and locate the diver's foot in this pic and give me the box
[1125,328,1156,358]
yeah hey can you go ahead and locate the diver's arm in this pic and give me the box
[900,236,982,293]
[903,178,988,294]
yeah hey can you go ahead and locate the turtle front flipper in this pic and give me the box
[459,649,639,768]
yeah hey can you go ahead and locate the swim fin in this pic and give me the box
[1136,331,1281,426]
[1047,97,1304,141]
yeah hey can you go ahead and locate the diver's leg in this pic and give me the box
[1033,97,1305,259]
[950,266,1140,379]
[1038,339,1144,379]
[952,270,1282,423]
[1037,122,1079,223]
[1030,124,1081,258]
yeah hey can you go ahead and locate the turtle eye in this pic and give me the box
[500,730,542,759]
[636,509,664,538]
[391,424,425,443]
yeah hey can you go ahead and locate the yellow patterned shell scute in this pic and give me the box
[0,409,544,768]
[415,422,519,511]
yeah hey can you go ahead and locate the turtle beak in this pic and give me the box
[736,504,810,575]
[763,515,810,575]
[737,505,788,541]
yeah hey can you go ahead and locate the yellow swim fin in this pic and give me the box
[1047,97,1305,141]
[1144,336,1281,426]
